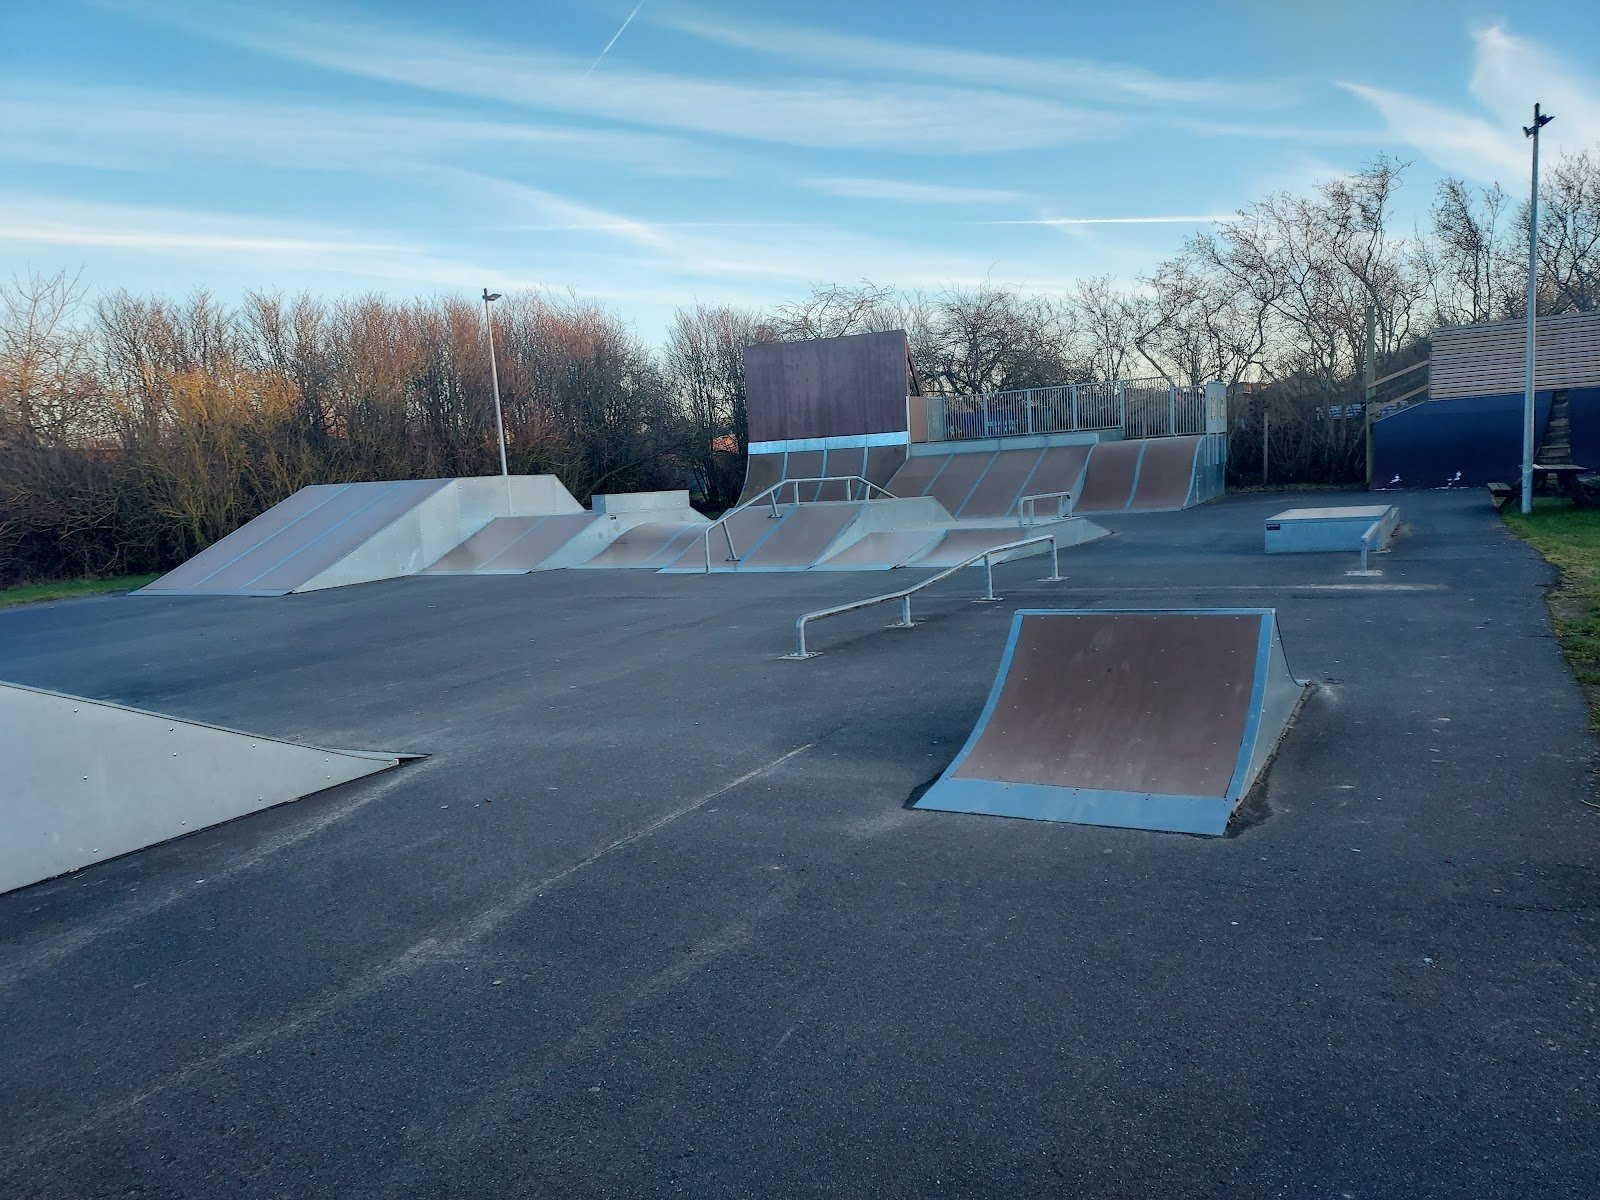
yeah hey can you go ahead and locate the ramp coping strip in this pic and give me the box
[1224,613,1276,802]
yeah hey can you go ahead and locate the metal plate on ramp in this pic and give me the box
[915,609,1306,835]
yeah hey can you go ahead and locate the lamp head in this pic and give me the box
[483,289,503,302]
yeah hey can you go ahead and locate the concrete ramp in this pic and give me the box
[904,518,1108,569]
[143,476,583,595]
[915,610,1306,836]
[425,513,600,573]
[1,681,406,893]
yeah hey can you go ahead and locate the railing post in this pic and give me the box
[1117,380,1126,434]
[795,618,808,658]
[1070,384,1079,431]
[901,595,912,627]
[1169,386,1177,435]
[1025,388,1035,435]
[982,393,991,438]
[723,522,738,563]
[1048,536,1061,581]
[983,554,997,601]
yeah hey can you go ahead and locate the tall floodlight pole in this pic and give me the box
[1521,103,1554,515]
[481,288,511,511]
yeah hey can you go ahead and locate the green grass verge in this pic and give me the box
[1502,501,1600,718]
[0,574,160,608]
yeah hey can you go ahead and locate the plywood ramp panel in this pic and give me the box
[924,452,995,515]
[1129,435,1202,511]
[915,609,1306,835]
[1022,444,1093,511]
[959,448,1045,518]
[740,453,786,504]
[1073,441,1145,513]
[817,446,866,501]
[885,453,951,499]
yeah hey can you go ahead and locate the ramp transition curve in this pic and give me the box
[915,609,1306,835]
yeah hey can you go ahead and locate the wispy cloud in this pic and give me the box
[0,193,532,291]
[1341,82,1524,180]
[649,6,1278,107]
[0,83,717,177]
[805,178,1025,206]
[978,215,1233,226]
[108,2,1117,154]
[1341,22,1599,182]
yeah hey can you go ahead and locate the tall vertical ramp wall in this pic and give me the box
[915,610,1306,835]
[1,681,406,893]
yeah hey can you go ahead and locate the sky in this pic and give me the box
[1,0,1597,338]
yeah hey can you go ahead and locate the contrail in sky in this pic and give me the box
[585,1,646,76]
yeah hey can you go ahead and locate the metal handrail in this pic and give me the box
[1017,490,1073,526]
[701,476,898,572]
[1349,518,1386,576]
[782,534,1066,659]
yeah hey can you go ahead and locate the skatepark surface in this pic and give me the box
[2,490,1596,1198]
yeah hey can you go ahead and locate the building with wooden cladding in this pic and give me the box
[1429,310,1600,400]
[1372,310,1600,489]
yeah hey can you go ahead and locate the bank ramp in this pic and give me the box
[915,609,1306,835]
[1,681,407,893]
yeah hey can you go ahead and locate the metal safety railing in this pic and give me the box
[702,476,898,573]
[1016,490,1073,526]
[923,378,1208,444]
[782,534,1066,659]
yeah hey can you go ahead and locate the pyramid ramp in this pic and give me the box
[1,682,408,893]
[915,610,1306,836]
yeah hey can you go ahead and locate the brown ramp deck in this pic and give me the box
[1129,435,1203,511]
[1019,444,1093,513]
[577,522,704,568]
[924,452,994,515]
[884,453,951,499]
[957,447,1045,518]
[1073,441,1146,513]
[905,527,1050,569]
[915,610,1306,835]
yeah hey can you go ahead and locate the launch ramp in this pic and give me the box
[1,681,406,892]
[915,609,1306,835]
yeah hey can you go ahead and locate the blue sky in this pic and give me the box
[2,0,1597,337]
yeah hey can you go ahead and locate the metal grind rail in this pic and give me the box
[783,534,1067,659]
[702,476,897,572]
[1348,518,1387,577]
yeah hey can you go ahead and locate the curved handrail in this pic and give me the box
[783,533,1066,658]
[701,476,899,572]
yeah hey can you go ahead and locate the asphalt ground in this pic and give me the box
[1,489,1596,1199]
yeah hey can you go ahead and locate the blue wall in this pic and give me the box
[1370,390,1582,489]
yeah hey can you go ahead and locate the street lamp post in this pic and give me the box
[481,288,511,512]
[1521,103,1553,515]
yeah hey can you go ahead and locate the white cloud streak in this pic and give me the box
[978,216,1233,226]
[804,178,1026,206]
[106,2,1118,154]
[649,6,1277,107]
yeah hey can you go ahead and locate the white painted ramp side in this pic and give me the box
[0,682,405,893]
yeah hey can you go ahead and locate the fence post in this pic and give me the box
[982,393,991,438]
[1070,385,1079,430]
[1168,386,1178,434]
[1025,388,1034,435]
[1117,380,1126,434]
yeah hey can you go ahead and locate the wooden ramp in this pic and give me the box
[915,610,1306,835]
